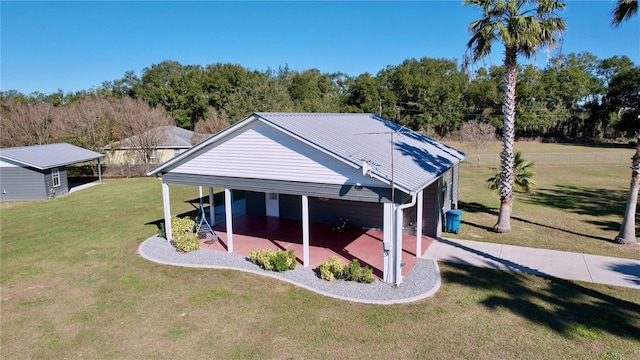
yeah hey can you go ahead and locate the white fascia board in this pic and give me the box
[146,114,259,176]
[0,156,43,170]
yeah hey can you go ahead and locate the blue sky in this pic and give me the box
[2,1,638,95]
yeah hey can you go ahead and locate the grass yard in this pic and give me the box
[1,144,640,358]
[447,142,640,260]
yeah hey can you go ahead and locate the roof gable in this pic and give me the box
[149,113,465,194]
[0,143,104,170]
[170,120,385,186]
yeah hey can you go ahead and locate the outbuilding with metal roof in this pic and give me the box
[0,143,104,201]
[147,113,465,284]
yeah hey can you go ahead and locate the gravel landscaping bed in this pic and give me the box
[139,235,441,304]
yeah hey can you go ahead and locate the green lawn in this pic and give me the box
[1,150,640,358]
[453,165,640,260]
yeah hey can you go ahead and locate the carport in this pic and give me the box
[147,112,465,285]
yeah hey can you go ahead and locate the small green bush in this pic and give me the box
[249,248,297,272]
[170,216,199,253]
[318,256,344,281]
[172,216,195,235]
[249,248,276,271]
[343,259,375,283]
[318,257,374,283]
[174,232,200,253]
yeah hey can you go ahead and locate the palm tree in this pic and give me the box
[464,0,566,233]
[610,1,638,244]
[611,0,638,26]
[615,132,639,244]
[487,151,536,193]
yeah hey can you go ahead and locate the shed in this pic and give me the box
[147,113,465,284]
[0,143,104,201]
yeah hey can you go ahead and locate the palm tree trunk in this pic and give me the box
[615,131,639,244]
[494,46,518,233]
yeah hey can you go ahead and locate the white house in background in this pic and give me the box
[147,112,466,285]
[0,143,104,201]
[103,126,196,165]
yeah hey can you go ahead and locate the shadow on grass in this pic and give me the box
[523,184,627,218]
[556,142,635,150]
[459,201,617,243]
[442,262,640,340]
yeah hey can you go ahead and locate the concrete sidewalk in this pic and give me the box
[424,237,640,289]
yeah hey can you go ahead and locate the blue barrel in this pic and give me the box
[446,210,462,234]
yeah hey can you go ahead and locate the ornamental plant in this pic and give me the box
[170,216,199,253]
[249,248,297,272]
[317,256,374,283]
[173,232,200,253]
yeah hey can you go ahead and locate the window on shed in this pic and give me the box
[173,149,181,157]
[52,168,61,187]
[151,149,158,159]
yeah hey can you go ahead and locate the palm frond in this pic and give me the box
[612,0,638,26]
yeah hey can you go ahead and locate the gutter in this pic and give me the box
[392,191,418,285]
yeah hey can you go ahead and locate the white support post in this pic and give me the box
[382,202,393,283]
[302,195,310,267]
[416,189,424,257]
[394,208,404,285]
[209,187,215,226]
[224,188,233,253]
[162,181,172,241]
[97,159,102,183]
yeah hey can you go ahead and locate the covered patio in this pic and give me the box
[148,113,465,285]
[200,214,434,279]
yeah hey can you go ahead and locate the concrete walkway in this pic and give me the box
[424,237,640,289]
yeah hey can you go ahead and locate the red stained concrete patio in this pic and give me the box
[200,214,434,279]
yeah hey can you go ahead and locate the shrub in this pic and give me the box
[172,216,195,235]
[318,257,374,283]
[174,232,200,253]
[169,216,199,253]
[343,259,375,283]
[318,256,344,281]
[249,248,276,271]
[249,248,297,272]
[273,249,297,272]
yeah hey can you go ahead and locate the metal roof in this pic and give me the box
[149,113,466,194]
[104,126,196,150]
[0,143,104,170]
[255,113,466,193]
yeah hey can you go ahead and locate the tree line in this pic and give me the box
[2,52,638,151]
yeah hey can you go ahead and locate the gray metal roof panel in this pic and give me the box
[0,143,104,170]
[255,113,466,193]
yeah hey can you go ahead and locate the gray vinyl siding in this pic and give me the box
[451,164,459,208]
[0,166,47,201]
[308,197,383,229]
[421,181,441,237]
[44,167,69,199]
[162,173,395,203]
[245,191,383,229]
[279,194,302,221]
[245,191,266,216]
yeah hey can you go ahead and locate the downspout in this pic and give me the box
[393,191,418,285]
